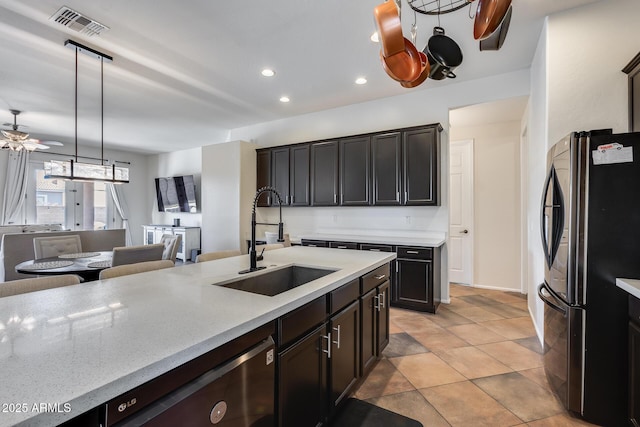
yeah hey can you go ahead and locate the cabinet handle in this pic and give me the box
[406,250,419,254]
[333,194,337,204]
[374,274,386,280]
[337,245,347,249]
[405,191,408,201]
[369,248,381,252]
[379,291,386,309]
[322,333,332,359]
[397,191,400,201]
[307,244,317,247]
[374,294,380,312]
[332,325,341,349]
[267,196,271,205]
[291,195,294,204]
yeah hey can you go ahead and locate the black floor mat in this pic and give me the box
[331,398,423,427]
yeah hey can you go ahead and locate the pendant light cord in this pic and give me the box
[74,47,78,163]
[101,56,104,166]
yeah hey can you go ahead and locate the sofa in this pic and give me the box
[0,228,126,282]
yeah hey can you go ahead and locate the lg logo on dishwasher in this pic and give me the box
[118,397,137,413]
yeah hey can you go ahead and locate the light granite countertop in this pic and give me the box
[297,233,446,247]
[616,278,640,300]
[0,246,395,427]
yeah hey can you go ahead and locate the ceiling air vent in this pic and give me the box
[49,6,109,37]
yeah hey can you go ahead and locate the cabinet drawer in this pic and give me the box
[359,243,394,252]
[279,296,327,347]
[361,264,390,294]
[397,246,433,260]
[630,295,640,325]
[329,279,359,315]
[301,239,328,248]
[329,241,359,250]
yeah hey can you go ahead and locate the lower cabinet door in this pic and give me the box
[377,281,390,355]
[395,259,433,312]
[329,301,360,414]
[278,324,327,427]
[360,288,377,376]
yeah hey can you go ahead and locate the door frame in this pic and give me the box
[448,139,474,286]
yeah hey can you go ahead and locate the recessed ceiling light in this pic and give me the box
[355,77,367,85]
[370,32,379,43]
[280,96,290,103]
[261,68,275,77]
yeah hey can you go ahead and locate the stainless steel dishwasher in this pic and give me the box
[109,336,275,426]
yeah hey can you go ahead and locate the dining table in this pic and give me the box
[15,251,113,282]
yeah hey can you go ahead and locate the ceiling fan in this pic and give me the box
[1,109,64,152]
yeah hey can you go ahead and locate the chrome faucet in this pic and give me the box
[239,186,284,274]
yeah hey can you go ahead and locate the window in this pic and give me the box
[26,162,114,230]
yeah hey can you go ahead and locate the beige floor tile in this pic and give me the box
[519,367,551,390]
[480,317,537,340]
[389,319,403,334]
[446,323,508,345]
[411,329,470,352]
[392,314,443,334]
[482,291,528,305]
[527,413,601,426]
[366,390,451,427]
[449,284,479,297]
[354,359,415,400]
[425,309,475,327]
[449,306,506,322]
[473,372,564,422]
[442,297,478,312]
[437,346,513,379]
[481,303,530,319]
[508,300,530,311]
[477,341,543,371]
[390,353,466,389]
[419,381,523,427]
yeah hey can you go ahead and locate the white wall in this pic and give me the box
[200,140,256,253]
[147,147,203,229]
[230,69,530,303]
[450,121,522,291]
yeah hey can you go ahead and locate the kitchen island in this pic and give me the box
[0,246,394,427]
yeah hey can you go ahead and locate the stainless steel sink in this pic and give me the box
[220,265,337,296]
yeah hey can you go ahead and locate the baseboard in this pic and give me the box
[472,283,526,294]
[528,304,544,346]
[441,298,451,304]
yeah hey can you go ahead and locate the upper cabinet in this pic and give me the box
[403,126,440,205]
[372,132,402,205]
[290,144,310,206]
[256,150,271,207]
[340,136,371,206]
[256,123,442,208]
[311,141,339,206]
[623,52,640,132]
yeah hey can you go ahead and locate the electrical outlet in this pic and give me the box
[405,216,411,224]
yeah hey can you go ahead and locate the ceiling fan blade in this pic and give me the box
[39,140,64,146]
[2,123,28,128]
[22,142,50,150]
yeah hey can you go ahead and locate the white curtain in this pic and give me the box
[1,150,29,225]
[108,183,133,246]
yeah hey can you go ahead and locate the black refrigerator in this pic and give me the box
[539,129,640,426]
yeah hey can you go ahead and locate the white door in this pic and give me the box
[449,140,474,285]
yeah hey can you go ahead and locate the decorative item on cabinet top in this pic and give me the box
[256,123,442,207]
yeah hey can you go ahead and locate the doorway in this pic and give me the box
[449,140,474,285]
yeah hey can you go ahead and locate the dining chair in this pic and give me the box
[255,243,285,252]
[33,235,82,259]
[195,249,241,263]
[264,232,291,247]
[110,244,164,267]
[99,260,174,280]
[160,234,182,263]
[0,274,81,298]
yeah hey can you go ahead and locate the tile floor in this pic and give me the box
[352,284,600,427]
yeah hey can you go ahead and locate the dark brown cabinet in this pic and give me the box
[278,324,327,427]
[271,147,290,205]
[629,295,640,427]
[256,123,441,208]
[403,127,440,205]
[340,136,371,205]
[394,246,441,313]
[372,132,402,205]
[329,241,359,250]
[311,141,339,206]
[329,301,360,414]
[276,269,388,426]
[361,280,390,376]
[623,52,640,132]
[256,150,271,207]
[290,144,310,206]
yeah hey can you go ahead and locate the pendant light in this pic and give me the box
[44,40,129,184]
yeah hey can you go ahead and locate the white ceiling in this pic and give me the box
[0,0,599,154]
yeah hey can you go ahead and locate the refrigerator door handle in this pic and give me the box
[540,171,554,267]
[538,283,567,316]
